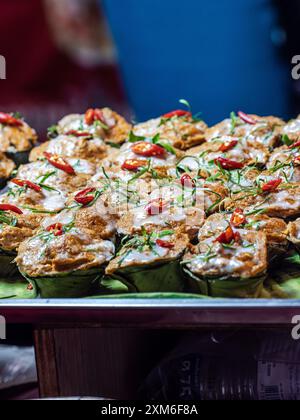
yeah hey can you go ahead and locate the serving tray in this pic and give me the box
[1,298,300,326]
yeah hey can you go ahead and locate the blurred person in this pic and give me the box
[0,0,127,135]
[44,0,115,66]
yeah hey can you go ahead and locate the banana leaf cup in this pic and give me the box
[0,208,38,277]
[0,277,37,300]
[133,111,207,150]
[0,249,19,278]
[0,113,38,166]
[288,218,300,251]
[265,265,300,299]
[0,153,15,189]
[116,181,212,241]
[104,229,189,294]
[182,267,266,298]
[15,157,96,195]
[182,214,268,298]
[22,268,103,299]
[16,223,115,298]
[57,107,132,145]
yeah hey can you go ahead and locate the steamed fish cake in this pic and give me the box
[134,109,207,150]
[57,107,132,145]
[0,205,39,252]
[105,229,189,293]
[225,177,300,219]
[104,136,179,178]
[182,213,268,297]
[185,135,269,170]
[15,157,96,194]
[18,224,115,278]
[116,182,208,239]
[0,177,67,215]
[0,204,41,277]
[281,115,300,144]
[266,145,300,183]
[0,153,15,187]
[16,224,115,298]
[106,229,189,275]
[0,112,38,164]
[205,112,284,149]
[29,134,107,163]
[288,218,300,248]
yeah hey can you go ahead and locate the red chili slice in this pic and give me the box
[262,178,282,193]
[65,130,92,138]
[44,152,75,175]
[215,226,240,244]
[219,139,238,153]
[294,156,300,166]
[146,199,167,216]
[180,173,196,188]
[74,188,96,206]
[230,208,247,227]
[238,111,256,125]
[290,140,300,149]
[131,142,165,157]
[11,178,42,193]
[46,223,64,237]
[0,112,23,127]
[0,204,23,214]
[162,110,192,119]
[156,239,175,249]
[121,159,148,172]
[215,157,244,170]
[85,108,106,126]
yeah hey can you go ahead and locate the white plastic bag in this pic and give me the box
[0,346,37,390]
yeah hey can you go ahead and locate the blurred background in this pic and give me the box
[0,0,299,135]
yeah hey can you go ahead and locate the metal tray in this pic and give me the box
[1,298,300,327]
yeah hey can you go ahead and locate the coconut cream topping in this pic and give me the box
[184,213,268,279]
[134,115,207,150]
[288,219,300,243]
[16,158,96,187]
[0,119,38,153]
[0,182,67,214]
[106,230,189,273]
[109,140,178,169]
[117,182,206,238]
[57,108,131,144]
[0,154,15,179]
[282,117,300,136]
[205,115,283,148]
[16,226,115,277]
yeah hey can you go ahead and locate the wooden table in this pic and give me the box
[1,298,299,399]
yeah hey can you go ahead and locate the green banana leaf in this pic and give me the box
[267,267,300,299]
[105,260,185,294]
[284,251,300,266]
[0,277,37,299]
[182,267,265,298]
[88,292,210,299]
[99,276,137,294]
[0,249,19,278]
[21,268,102,298]
[7,151,30,167]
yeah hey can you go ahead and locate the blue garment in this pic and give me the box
[103,0,290,124]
